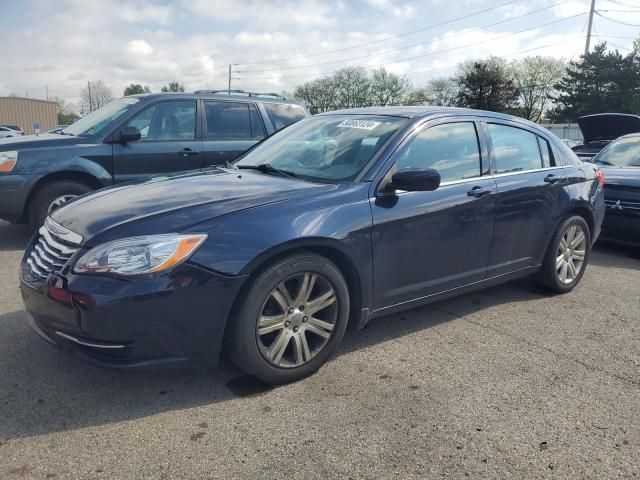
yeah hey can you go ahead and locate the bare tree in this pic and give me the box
[369,67,411,106]
[511,56,566,121]
[161,81,185,92]
[80,80,114,112]
[294,77,338,114]
[52,96,77,124]
[423,77,459,106]
[333,67,371,109]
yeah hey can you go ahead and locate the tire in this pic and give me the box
[536,215,591,293]
[27,180,92,230]
[229,252,350,384]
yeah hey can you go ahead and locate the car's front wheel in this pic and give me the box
[28,180,92,230]
[536,215,591,293]
[229,252,350,384]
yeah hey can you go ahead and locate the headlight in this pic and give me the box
[0,151,18,172]
[73,233,207,275]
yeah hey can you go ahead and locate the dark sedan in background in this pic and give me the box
[0,90,308,229]
[572,113,640,161]
[594,133,640,246]
[20,107,604,384]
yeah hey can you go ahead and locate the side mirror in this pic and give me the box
[119,126,141,143]
[391,168,441,192]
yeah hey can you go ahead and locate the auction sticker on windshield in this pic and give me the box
[337,119,381,130]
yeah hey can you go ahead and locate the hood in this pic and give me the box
[577,114,640,144]
[51,168,335,244]
[598,166,640,189]
[0,133,86,151]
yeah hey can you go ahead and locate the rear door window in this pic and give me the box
[394,122,482,183]
[263,103,307,130]
[488,124,543,174]
[205,101,264,139]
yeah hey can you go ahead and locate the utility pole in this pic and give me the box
[228,64,232,94]
[87,81,93,112]
[45,85,49,100]
[584,0,596,58]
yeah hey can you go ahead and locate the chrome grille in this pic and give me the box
[27,224,80,279]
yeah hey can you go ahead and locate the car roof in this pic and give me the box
[131,92,304,106]
[316,106,542,127]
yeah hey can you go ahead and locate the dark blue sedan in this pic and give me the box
[19,107,605,384]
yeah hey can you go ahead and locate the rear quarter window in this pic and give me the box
[264,103,307,130]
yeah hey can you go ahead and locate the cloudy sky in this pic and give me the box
[1,0,638,108]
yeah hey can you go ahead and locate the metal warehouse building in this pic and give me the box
[0,96,57,135]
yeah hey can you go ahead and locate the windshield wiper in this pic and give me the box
[594,159,614,166]
[237,164,297,178]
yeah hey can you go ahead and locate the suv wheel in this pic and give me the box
[28,180,92,230]
[536,215,591,293]
[229,252,350,384]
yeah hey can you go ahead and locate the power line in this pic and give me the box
[590,34,638,40]
[237,0,574,74]
[607,0,640,9]
[239,12,586,82]
[233,0,524,67]
[595,12,640,27]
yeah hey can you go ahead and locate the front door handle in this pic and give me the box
[467,186,492,198]
[180,148,199,157]
[544,174,562,184]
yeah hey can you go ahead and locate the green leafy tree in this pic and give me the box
[123,84,151,96]
[550,42,640,121]
[456,57,519,112]
[161,81,185,93]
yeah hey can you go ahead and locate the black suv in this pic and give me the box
[0,90,309,228]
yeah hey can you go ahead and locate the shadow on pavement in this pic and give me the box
[0,278,544,442]
[0,221,31,252]
[1,223,637,442]
[590,241,640,269]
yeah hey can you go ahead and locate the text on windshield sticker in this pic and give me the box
[337,119,380,130]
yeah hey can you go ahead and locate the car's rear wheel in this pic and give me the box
[229,252,350,384]
[28,180,92,230]
[536,215,591,293]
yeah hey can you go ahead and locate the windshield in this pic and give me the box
[235,115,407,182]
[594,136,640,167]
[63,97,140,137]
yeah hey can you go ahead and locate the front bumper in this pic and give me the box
[599,212,640,247]
[20,248,248,367]
[0,174,32,223]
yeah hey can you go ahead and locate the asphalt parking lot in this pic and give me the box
[1,220,639,479]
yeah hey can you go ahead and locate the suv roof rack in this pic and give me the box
[193,89,287,100]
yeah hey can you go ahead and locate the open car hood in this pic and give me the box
[577,114,640,144]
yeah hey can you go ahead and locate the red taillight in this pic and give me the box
[595,170,605,187]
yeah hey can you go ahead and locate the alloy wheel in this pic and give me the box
[257,272,338,368]
[556,224,587,284]
[47,194,77,215]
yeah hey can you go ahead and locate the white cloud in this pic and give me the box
[183,0,337,27]
[0,0,637,105]
[126,39,154,57]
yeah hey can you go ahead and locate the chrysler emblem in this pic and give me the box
[44,217,84,244]
[610,200,624,211]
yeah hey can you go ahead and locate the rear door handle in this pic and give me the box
[544,174,562,184]
[467,186,492,198]
[180,148,199,157]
